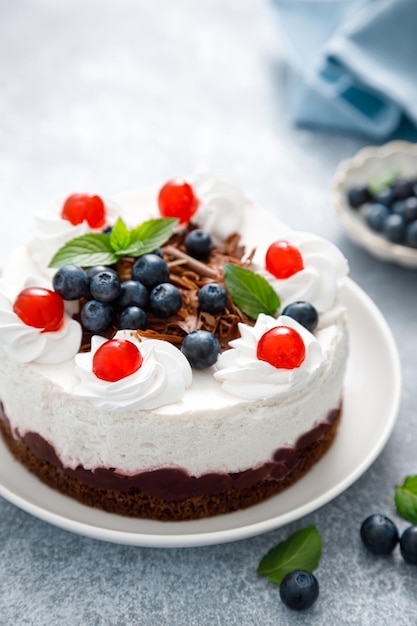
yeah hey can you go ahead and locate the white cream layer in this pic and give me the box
[0,316,347,475]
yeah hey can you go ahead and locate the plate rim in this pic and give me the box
[0,278,402,548]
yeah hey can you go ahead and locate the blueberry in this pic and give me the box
[365,203,390,232]
[86,265,114,280]
[149,283,182,318]
[400,526,417,564]
[53,264,89,300]
[185,229,213,259]
[393,177,414,200]
[117,306,147,330]
[131,254,169,290]
[347,184,370,209]
[279,570,319,611]
[373,186,395,207]
[392,197,417,223]
[360,514,399,555]
[198,283,228,314]
[89,269,121,303]
[406,221,417,248]
[117,280,149,309]
[282,301,318,332]
[181,330,220,369]
[384,213,406,243]
[80,300,114,333]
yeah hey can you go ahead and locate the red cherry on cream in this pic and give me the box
[13,287,65,332]
[158,179,199,224]
[61,194,106,229]
[257,326,306,370]
[265,240,304,279]
[93,339,143,382]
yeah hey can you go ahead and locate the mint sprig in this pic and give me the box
[395,475,417,524]
[257,526,322,585]
[224,264,280,319]
[48,217,178,268]
[367,168,399,195]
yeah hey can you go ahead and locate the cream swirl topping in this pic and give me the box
[214,314,324,399]
[192,171,245,243]
[74,331,192,410]
[26,194,120,277]
[0,287,82,364]
[254,232,349,313]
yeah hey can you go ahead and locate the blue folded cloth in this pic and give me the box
[272,0,417,139]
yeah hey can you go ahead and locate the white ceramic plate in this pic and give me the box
[331,140,417,267]
[0,279,401,548]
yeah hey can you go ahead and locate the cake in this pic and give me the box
[0,173,349,521]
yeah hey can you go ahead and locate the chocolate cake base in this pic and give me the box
[0,409,341,521]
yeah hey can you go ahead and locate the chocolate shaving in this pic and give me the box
[77,225,256,353]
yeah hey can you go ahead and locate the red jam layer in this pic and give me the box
[0,403,339,502]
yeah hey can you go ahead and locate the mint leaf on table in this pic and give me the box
[395,475,417,524]
[48,217,178,268]
[257,525,322,585]
[224,264,280,319]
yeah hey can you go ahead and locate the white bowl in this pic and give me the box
[330,140,417,268]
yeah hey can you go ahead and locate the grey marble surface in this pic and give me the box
[0,1,416,624]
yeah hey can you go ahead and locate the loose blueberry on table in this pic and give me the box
[279,570,319,611]
[360,514,399,555]
[400,526,417,564]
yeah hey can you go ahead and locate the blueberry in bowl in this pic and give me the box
[331,140,417,268]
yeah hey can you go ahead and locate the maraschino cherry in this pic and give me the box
[93,339,143,382]
[257,326,306,369]
[13,287,65,332]
[61,194,106,229]
[158,179,199,224]
[265,240,304,279]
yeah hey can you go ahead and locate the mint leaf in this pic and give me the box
[48,217,178,267]
[257,526,322,585]
[368,168,399,195]
[49,234,118,268]
[110,218,131,252]
[129,218,178,256]
[395,475,417,524]
[224,264,280,319]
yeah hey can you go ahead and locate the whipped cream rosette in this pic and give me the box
[27,194,120,278]
[190,171,246,244]
[74,331,192,410]
[0,285,81,364]
[254,232,349,316]
[215,314,324,399]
